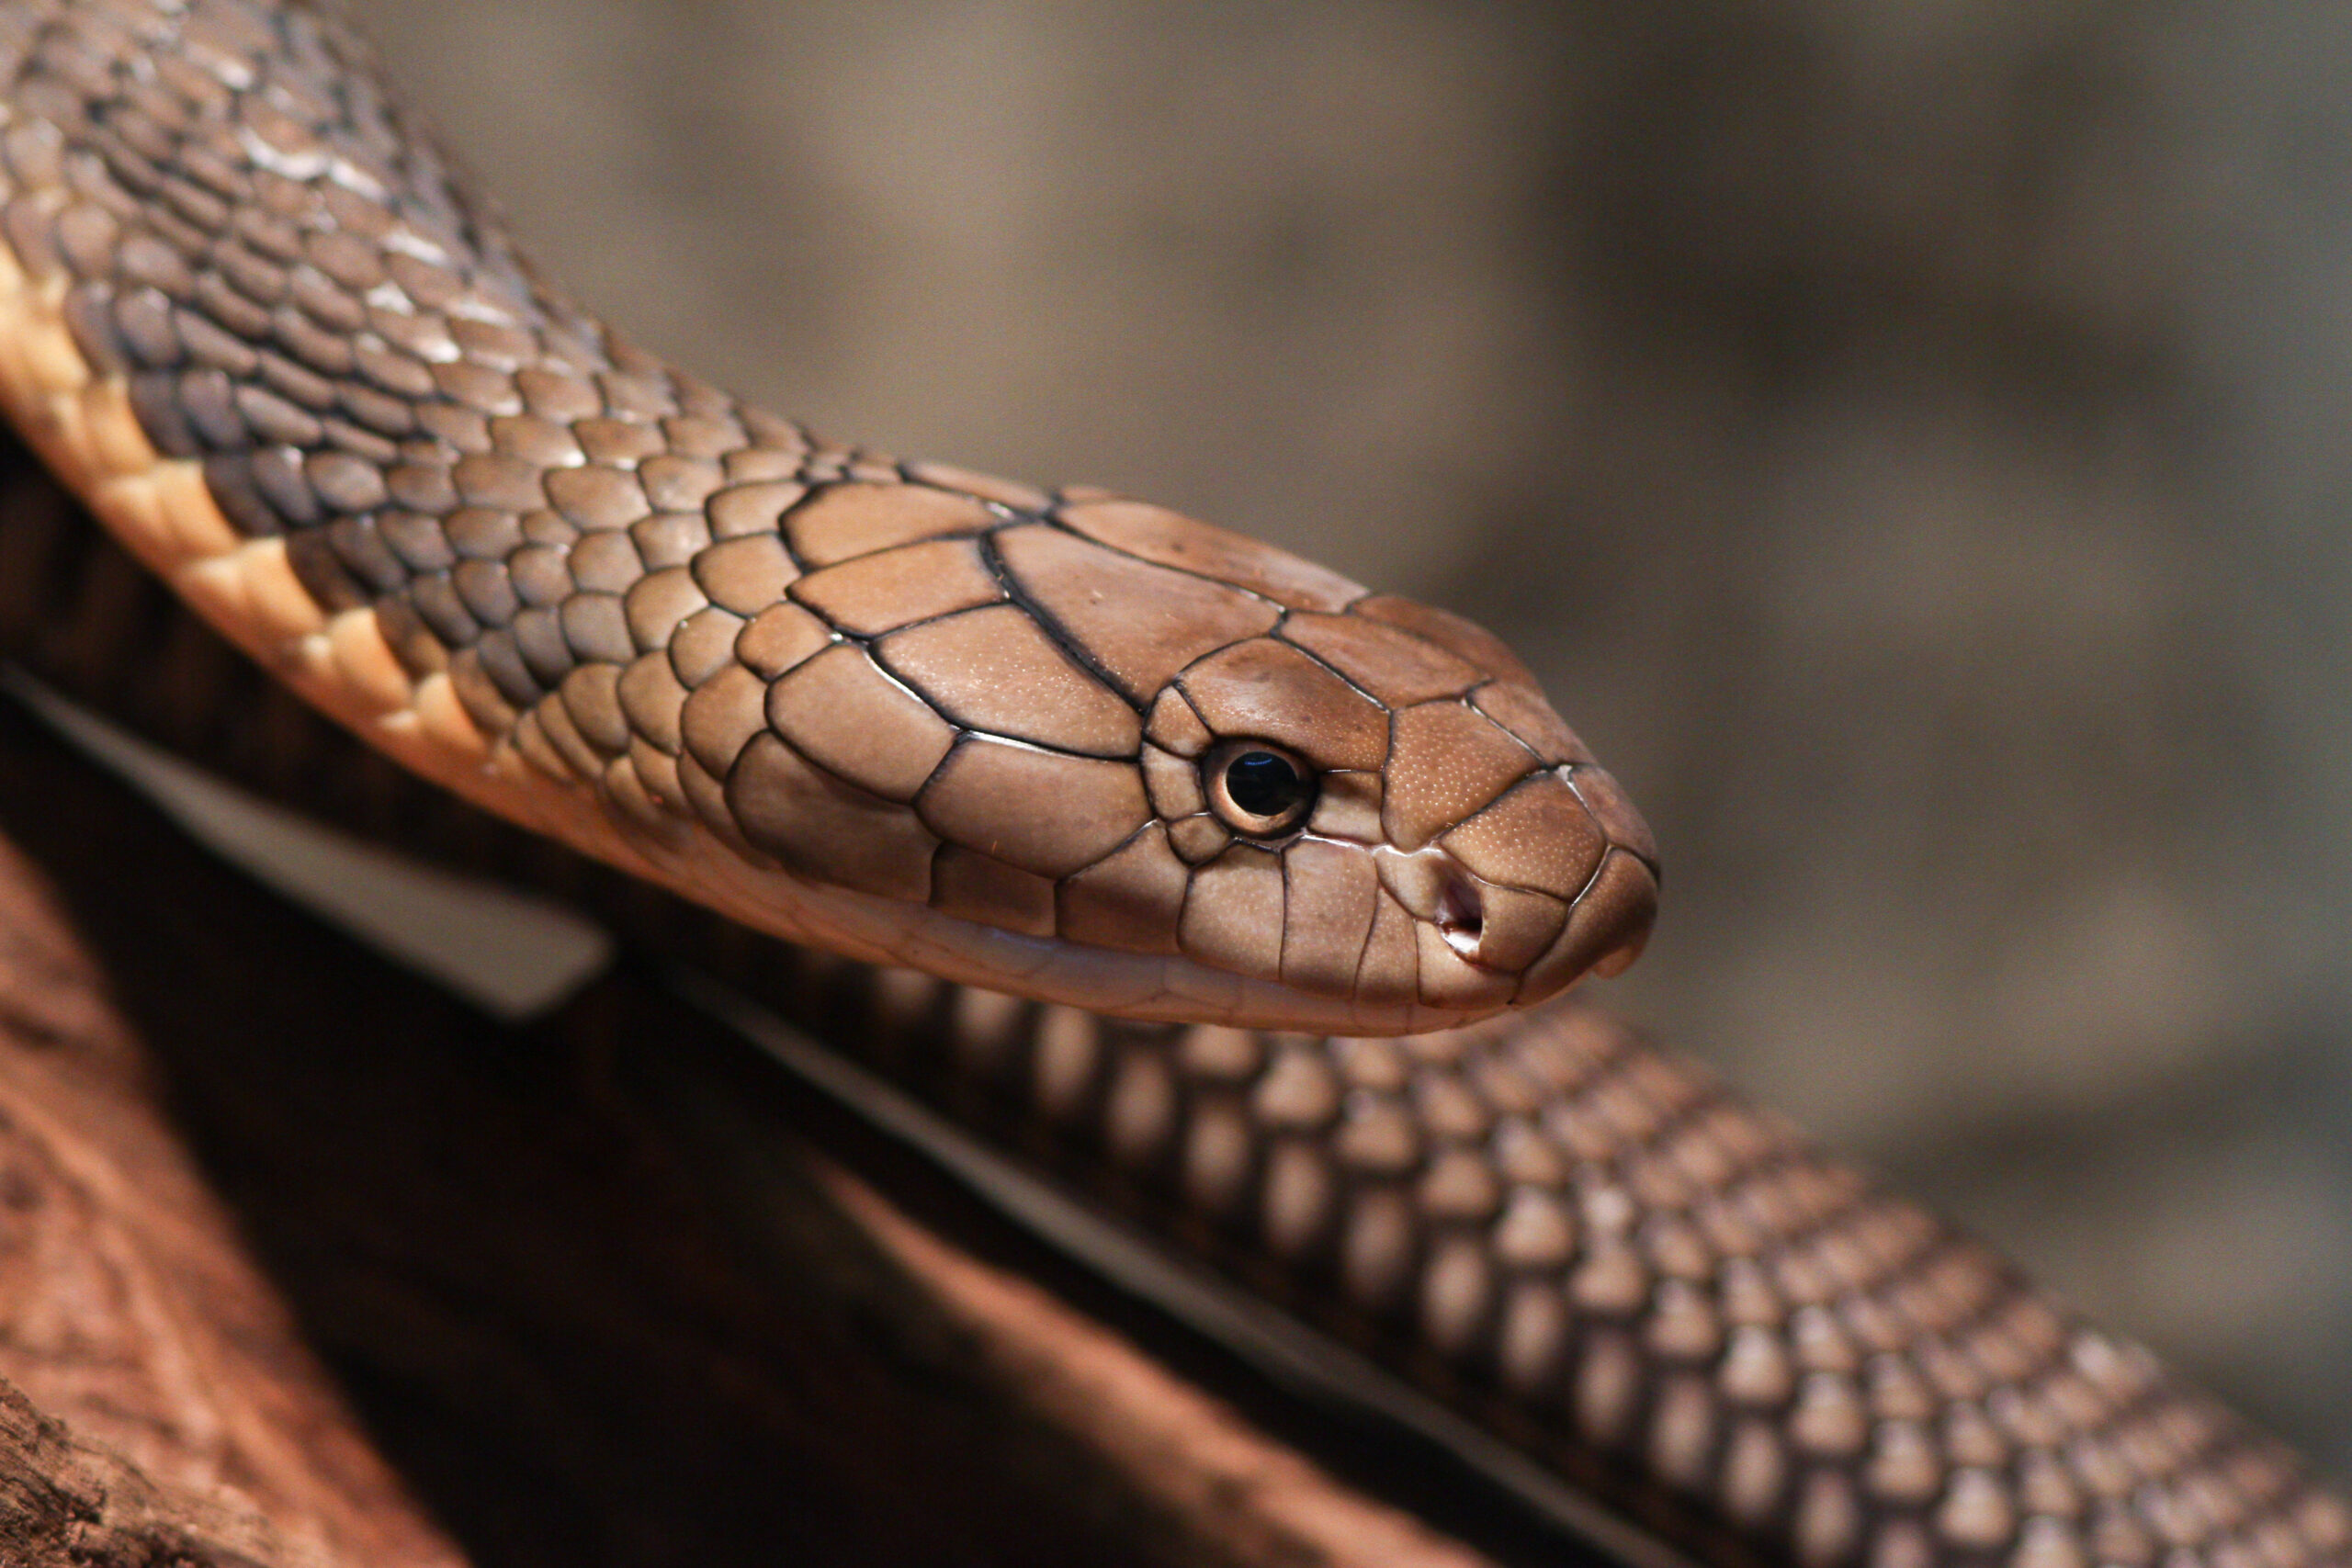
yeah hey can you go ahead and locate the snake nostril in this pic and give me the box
[1435,876,1484,959]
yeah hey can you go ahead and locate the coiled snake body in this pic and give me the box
[0,2,2339,1566]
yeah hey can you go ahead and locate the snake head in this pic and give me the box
[703,481,1655,1034]
[1124,566,1661,1032]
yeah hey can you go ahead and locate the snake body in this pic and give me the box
[0,3,2341,1567]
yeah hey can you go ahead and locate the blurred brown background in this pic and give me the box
[344,0,2352,1472]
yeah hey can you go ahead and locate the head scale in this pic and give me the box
[729,486,1658,1035]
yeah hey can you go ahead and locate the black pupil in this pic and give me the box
[1225,751,1306,820]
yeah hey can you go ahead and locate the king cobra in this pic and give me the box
[0,2,2337,1565]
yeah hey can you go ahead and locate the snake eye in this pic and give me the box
[1204,740,1317,838]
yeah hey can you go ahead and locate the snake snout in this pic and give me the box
[1370,757,1662,1013]
[1513,849,1660,1003]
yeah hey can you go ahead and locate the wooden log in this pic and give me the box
[0,762,457,1566]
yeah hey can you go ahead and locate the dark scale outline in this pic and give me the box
[866,602,1145,762]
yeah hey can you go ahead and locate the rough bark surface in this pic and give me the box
[0,1373,319,1567]
[0,761,458,1565]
